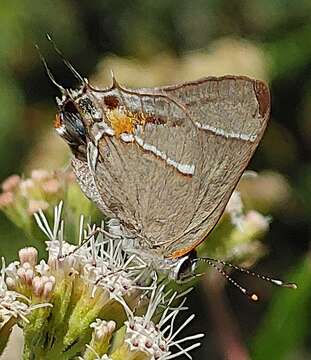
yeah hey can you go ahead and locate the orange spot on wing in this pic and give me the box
[169,244,196,259]
[107,109,136,137]
[106,109,166,138]
[168,234,207,258]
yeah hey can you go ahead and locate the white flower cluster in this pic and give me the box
[123,284,204,360]
[0,258,51,324]
[0,202,202,360]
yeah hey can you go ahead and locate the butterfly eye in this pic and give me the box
[57,99,86,148]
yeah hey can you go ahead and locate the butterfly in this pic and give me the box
[52,66,269,274]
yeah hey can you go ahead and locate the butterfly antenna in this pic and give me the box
[197,257,260,301]
[46,33,86,85]
[201,257,297,289]
[195,257,297,302]
[35,44,66,94]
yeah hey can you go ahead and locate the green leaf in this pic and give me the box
[250,255,311,359]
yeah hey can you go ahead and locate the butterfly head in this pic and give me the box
[54,83,105,157]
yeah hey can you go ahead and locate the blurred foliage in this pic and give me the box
[251,255,311,360]
[0,169,101,259]
[0,0,310,359]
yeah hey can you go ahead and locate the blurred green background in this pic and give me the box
[0,1,310,359]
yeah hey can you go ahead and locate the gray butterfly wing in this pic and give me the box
[71,156,115,218]
[159,76,270,256]
[89,90,202,246]
[85,76,270,258]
